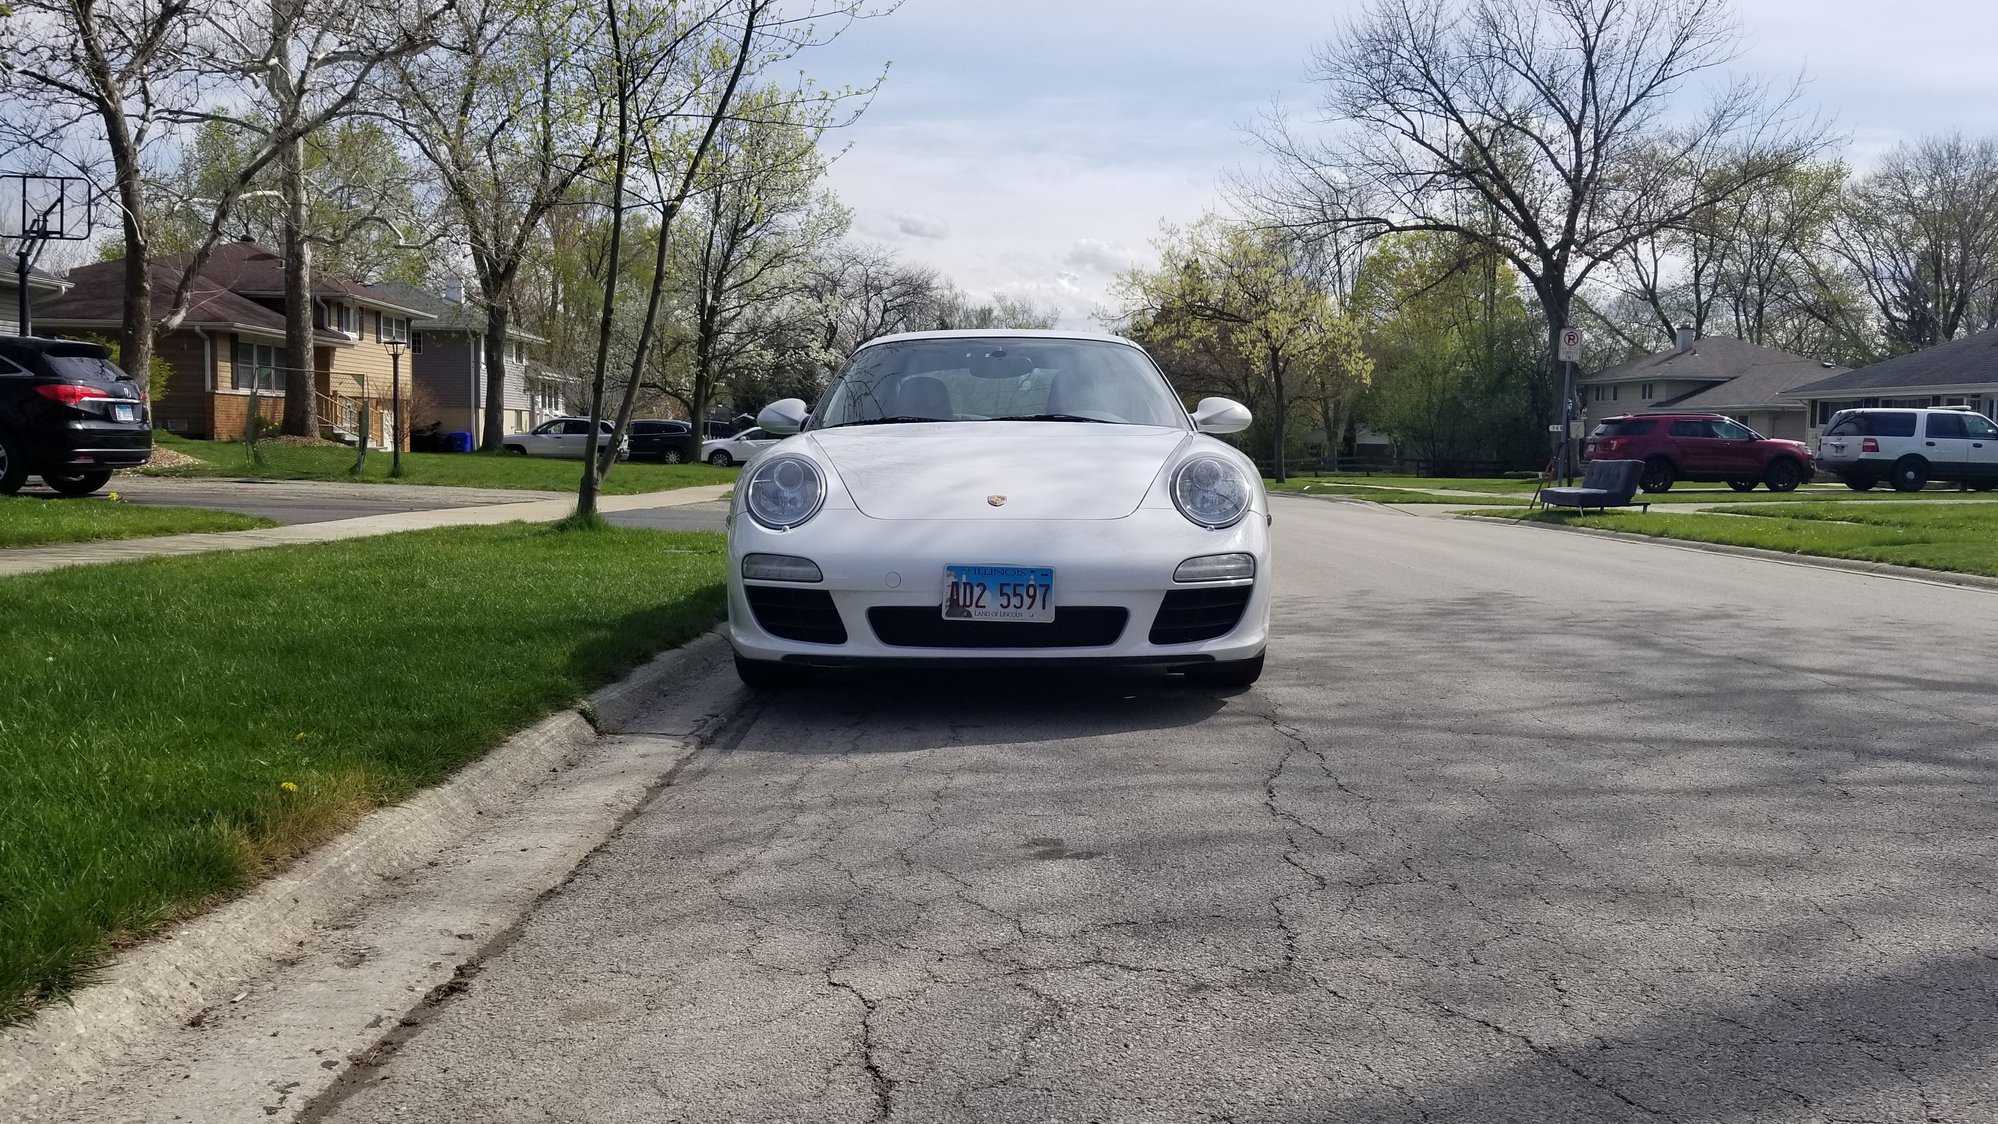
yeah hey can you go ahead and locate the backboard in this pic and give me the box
[0,174,93,241]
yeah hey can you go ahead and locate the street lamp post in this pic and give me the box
[384,337,408,478]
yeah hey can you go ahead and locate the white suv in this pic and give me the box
[1817,407,1998,492]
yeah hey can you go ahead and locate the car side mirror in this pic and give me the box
[1190,396,1252,435]
[757,398,809,436]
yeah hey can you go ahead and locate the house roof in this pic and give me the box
[367,279,548,344]
[1784,329,1998,398]
[37,241,430,336]
[1583,336,1843,411]
[0,263,70,294]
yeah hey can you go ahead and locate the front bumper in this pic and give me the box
[726,508,1271,666]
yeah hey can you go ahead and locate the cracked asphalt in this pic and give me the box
[315,498,1998,1123]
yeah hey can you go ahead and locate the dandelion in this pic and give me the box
[279,781,298,793]
[293,732,310,743]
[106,492,122,502]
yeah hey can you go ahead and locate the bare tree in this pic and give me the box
[1833,134,1998,354]
[1255,0,1829,407]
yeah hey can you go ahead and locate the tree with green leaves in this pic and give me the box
[1117,216,1370,483]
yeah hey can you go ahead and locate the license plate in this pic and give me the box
[112,404,138,422]
[943,564,1054,622]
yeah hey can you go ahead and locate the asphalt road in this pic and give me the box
[317,498,1998,1123]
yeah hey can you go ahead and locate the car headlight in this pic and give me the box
[1171,455,1252,529]
[744,455,825,530]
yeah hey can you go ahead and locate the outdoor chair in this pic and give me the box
[1535,459,1648,514]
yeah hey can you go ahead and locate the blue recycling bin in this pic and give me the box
[446,430,474,453]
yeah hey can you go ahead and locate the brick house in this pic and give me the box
[36,241,431,443]
[368,279,573,438]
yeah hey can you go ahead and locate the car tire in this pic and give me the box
[662,448,686,464]
[0,429,25,496]
[734,652,809,690]
[1842,475,1878,492]
[1183,652,1264,689]
[43,470,114,497]
[1726,479,1757,492]
[1639,457,1675,493]
[1763,459,1804,493]
[708,451,734,467]
[505,444,527,456]
[1892,456,1928,492]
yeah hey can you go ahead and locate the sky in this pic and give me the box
[797,0,1998,327]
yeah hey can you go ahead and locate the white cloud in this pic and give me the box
[1060,239,1139,276]
[888,211,950,240]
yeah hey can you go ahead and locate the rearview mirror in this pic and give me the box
[1190,396,1252,435]
[756,398,809,436]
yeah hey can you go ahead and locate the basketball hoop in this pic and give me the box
[2,173,95,337]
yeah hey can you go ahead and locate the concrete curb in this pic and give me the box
[1467,511,1998,594]
[0,630,735,1116]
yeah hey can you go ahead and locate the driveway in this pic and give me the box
[308,498,1998,1122]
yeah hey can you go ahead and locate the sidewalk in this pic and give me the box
[0,485,733,578]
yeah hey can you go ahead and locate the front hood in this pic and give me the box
[807,422,1189,520]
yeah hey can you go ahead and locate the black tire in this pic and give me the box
[43,470,113,497]
[1639,457,1676,493]
[1763,459,1804,493]
[1843,475,1878,492]
[662,448,686,464]
[1183,652,1265,689]
[0,429,25,496]
[708,450,734,467]
[505,444,528,456]
[1726,479,1758,492]
[734,652,809,690]
[1891,456,1928,493]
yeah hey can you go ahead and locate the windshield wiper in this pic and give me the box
[825,415,961,428]
[992,413,1104,423]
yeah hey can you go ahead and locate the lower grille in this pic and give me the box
[867,607,1128,649]
[746,586,848,644]
[1149,585,1252,644]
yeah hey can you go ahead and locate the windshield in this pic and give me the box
[47,354,131,386]
[812,338,1189,430]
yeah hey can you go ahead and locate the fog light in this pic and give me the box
[742,553,823,583]
[1174,553,1255,583]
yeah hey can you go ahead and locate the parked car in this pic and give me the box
[629,419,697,464]
[1582,412,1813,493]
[501,417,628,460]
[725,329,1269,690]
[1816,407,1998,492]
[0,336,152,497]
[702,426,778,466]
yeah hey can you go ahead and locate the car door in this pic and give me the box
[1665,419,1727,477]
[1961,413,1998,481]
[1707,418,1763,476]
[733,427,774,460]
[525,420,566,457]
[1922,412,1971,479]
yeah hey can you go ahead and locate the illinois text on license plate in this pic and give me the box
[112,404,138,422]
[943,565,1054,622]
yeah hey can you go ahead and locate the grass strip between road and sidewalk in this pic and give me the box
[0,495,278,548]
[1268,482,1527,505]
[0,522,726,1025]
[145,434,736,495]
[1481,501,1998,579]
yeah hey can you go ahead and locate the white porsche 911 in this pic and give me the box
[725,330,1271,689]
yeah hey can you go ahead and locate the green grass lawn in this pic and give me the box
[146,434,734,495]
[0,523,726,1024]
[1268,474,1542,494]
[1487,502,1998,578]
[1274,483,1527,505]
[1,495,277,547]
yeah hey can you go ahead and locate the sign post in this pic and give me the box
[1556,327,1583,485]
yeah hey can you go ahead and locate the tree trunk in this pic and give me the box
[1543,286,1574,482]
[113,140,153,384]
[480,293,511,452]
[278,121,318,437]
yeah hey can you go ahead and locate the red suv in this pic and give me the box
[1583,413,1814,493]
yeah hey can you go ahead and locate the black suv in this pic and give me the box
[0,337,152,496]
[629,419,697,463]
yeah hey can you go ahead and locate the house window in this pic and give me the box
[411,332,423,354]
[231,342,285,392]
[380,316,410,343]
[538,383,561,412]
[1640,383,1654,399]
[511,340,526,365]
[330,303,359,336]
[1611,385,1619,402]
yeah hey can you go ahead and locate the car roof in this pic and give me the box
[855,329,1144,353]
[0,336,114,360]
